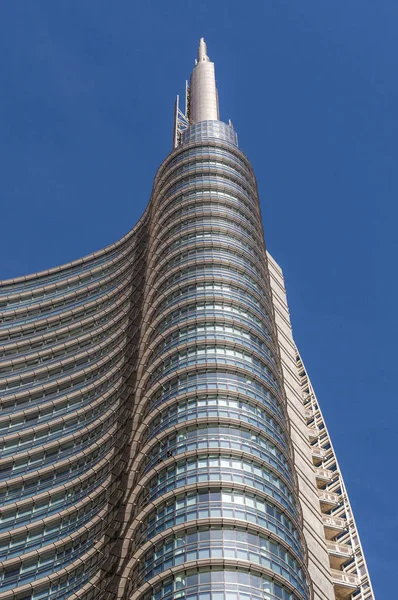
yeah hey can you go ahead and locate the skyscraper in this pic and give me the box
[0,39,374,600]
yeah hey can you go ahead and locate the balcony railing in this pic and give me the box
[307,426,320,439]
[326,541,352,556]
[330,569,360,588]
[318,490,340,505]
[322,515,346,530]
[311,446,327,459]
[314,467,334,481]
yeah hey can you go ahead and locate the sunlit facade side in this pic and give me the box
[0,38,373,600]
[115,117,311,600]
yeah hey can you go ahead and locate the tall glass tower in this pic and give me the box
[0,40,374,600]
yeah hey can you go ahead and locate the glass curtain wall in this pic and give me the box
[118,122,311,600]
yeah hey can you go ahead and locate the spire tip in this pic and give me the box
[198,38,209,62]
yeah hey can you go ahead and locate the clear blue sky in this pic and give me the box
[0,2,396,594]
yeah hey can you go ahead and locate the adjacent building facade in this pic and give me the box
[0,40,374,600]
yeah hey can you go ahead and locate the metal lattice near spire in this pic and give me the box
[172,80,190,149]
[173,37,220,148]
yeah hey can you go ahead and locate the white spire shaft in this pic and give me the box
[189,38,219,123]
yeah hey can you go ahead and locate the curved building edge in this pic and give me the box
[0,37,374,600]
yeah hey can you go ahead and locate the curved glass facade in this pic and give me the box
[1,37,377,600]
[117,124,310,600]
[0,120,312,600]
[0,220,149,599]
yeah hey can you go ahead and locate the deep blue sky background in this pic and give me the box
[0,1,396,594]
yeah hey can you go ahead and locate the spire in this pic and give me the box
[189,37,219,124]
[197,37,209,62]
[172,38,221,149]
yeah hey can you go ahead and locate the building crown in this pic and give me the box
[173,38,220,148]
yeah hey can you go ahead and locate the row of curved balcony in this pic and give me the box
[0,129,312,600]
[118,129,311,600]
[0,215,147,598]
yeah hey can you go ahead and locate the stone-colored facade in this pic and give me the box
[268,253,374,600]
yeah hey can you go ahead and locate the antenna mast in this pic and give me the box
[172,81,190,149]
